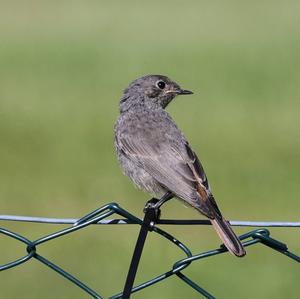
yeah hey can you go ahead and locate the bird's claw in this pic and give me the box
[143,198,161,223]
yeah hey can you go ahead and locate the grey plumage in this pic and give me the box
[114,74,246,257]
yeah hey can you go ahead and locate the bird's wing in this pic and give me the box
[116,123,216,218]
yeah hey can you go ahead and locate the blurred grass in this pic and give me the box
[0,1,300,298]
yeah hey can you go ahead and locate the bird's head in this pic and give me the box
[120,75,193,112]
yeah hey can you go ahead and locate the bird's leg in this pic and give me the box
[154,191,174,209]
[143,191,174,222]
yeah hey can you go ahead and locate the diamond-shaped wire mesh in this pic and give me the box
[1,202,300,298]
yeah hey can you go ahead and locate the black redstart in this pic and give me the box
[114,75,245,257]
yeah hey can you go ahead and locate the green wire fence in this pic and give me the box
[1,201,300,299]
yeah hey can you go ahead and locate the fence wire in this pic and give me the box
[1,202,300,299]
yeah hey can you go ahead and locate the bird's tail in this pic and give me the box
[210,216,246,257]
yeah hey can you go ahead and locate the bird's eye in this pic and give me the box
[156,80,166,89]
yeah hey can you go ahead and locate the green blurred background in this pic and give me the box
[1,1,299,298]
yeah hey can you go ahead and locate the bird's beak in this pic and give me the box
[176,89,193,95]
[165,88,193,95]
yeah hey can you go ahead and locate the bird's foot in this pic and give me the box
[143,198,161,222]
[143,192,174,225]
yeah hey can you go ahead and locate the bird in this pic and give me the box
[114,74,246,257]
